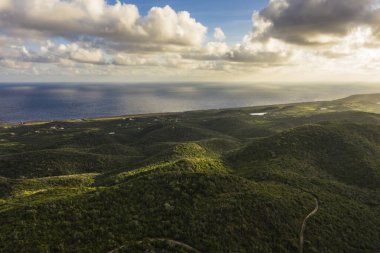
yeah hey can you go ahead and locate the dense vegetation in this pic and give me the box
[0,94,380,252]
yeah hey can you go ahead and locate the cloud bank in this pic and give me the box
[1,0,380,82]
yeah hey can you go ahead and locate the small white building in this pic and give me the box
[250,112,267,116]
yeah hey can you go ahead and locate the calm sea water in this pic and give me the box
[1,83,379,123]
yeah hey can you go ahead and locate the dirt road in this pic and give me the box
[299,196,319,253]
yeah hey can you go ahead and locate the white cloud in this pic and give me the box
[0,1,207,50]
[69,47,106,64]
[227,38,291,64]
[113,53,151,66]
[213,27,226,41]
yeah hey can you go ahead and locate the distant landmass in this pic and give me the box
[1,94,380,252]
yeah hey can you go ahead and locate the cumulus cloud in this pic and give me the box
[69,47,106,64]
[227,39,291,64]
[112,52,183,67]
[0,0,207,50]
[183,39,290,66]
[183,42,229,61]
[251,0,380,46]
[213,27,226,41]
[0,38,109,68]
[113,53,152,66]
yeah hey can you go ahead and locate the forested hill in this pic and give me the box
[0,94,380,252]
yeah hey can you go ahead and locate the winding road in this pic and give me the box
[299,196,319,253]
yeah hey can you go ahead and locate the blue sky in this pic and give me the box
[106,0,268,43]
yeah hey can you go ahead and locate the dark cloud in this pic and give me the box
[253,0,378,45]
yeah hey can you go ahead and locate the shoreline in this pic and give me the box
[0,98,341,127]
[2,92,380,127]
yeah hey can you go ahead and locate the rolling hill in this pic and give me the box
[0,94,380,252]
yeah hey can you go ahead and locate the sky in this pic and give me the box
[1,0,380,83]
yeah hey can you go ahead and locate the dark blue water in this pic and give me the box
[0,83,379,123]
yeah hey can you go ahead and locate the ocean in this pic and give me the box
[0,82,379,123]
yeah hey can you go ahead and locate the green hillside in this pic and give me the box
[229,123,380,188]
[0,94,380,252]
